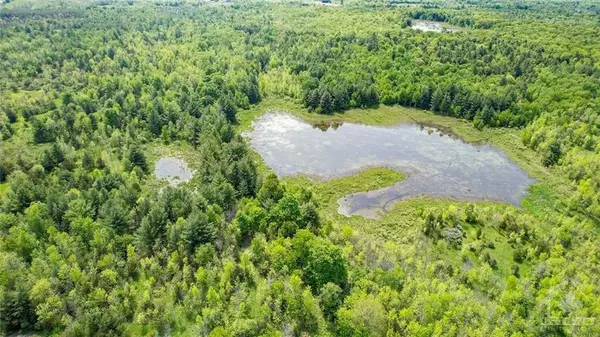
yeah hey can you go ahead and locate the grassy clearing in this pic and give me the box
[458,220,530,279]
[522,183,560,217]
[147,141,197,165]
[143,141,204,189]
[284,167,404,213]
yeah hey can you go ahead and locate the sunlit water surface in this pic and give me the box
[245,113,535,218]
[411,20,460,33]
[154,157,193,186]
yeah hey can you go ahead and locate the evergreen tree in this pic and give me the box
[128,146,148,173]
[100,197,130,234]
[320,91,333,114]
[430,87,444,112]
[218,96,237,124]
[543,141,562,167]
[305,89,320,110]
[183,210,216,254]
[136,203,169,254]
[258,173,284,208]
[81,151,96,171]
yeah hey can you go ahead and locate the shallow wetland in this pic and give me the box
[245,113,535,218]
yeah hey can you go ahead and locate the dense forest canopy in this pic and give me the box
[0,0,600,336]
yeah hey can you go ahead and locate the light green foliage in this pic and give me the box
[258,173,284,208]
[0,1,599,336]
[338,294,387,337]
[235,199,267,239]
[305,237,348,292]
[319,282,344,322]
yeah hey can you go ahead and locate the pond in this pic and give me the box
[410,20,460,33]
[154,157,193,186]
[245,113,535,218]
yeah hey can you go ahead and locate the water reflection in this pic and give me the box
[312,121,343,132]
[154,157,193,186]
[411,20,460,33]
[245,113,535,218]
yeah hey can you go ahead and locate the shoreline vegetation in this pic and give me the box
[241,99,566,214]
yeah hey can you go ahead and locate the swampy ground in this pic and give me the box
[154,157,193,186]
[245,112,535,217]
[240,98,566,276]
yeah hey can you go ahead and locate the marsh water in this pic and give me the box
[411,20,460,33]
[246,113,535,218]
[154,157,193,186]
